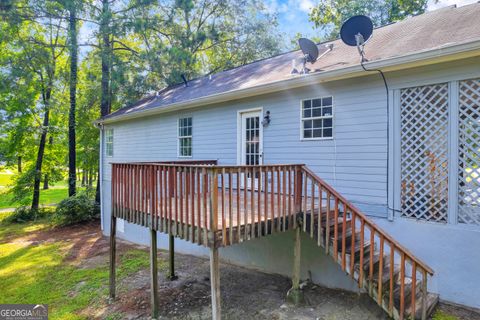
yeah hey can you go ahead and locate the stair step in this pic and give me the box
[330,229,361,248]
[392,277,422,308]
[321,219,352,236]
[406,292,439,319]
[330,240,371,266]
[348,238,371,260]
[355,252,385,273]
[372,261,400,286]
[303,211,340,228]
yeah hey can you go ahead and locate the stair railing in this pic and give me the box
[301,166,434,320]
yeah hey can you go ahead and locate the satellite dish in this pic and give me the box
[292,38,319,74]
[340,15,373,47]
[298,38,319,63]
[340,15,373,62]
[291,38,334,75]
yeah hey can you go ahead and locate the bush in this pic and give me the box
[54,190,99,225]
[6,206,54,223]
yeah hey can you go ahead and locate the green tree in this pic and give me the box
[132,0,283,87]
[0,0,69,209]
[1,0,282,211]
[309,0,428,40]
[66,0,80,196]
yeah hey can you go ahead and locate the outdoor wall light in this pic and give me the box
[262,110,271,127]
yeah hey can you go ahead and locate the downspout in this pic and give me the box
[99,123,105,231]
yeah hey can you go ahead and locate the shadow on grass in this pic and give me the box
[0,221,150,320]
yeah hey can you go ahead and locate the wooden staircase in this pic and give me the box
[301,167,438,320]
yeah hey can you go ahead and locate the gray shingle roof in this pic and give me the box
[103,3,480,121]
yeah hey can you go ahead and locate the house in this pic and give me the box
[96,4,480,320]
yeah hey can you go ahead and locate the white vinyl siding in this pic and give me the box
[105,129,113,157]
[178,117,192,157]
[301,97,333,140]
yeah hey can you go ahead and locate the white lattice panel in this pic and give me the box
[458,79,480,225]
[400,83,449,222]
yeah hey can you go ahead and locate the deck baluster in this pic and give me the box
[341,202,347,271]
[412,261,417,318]
[389,243,394,316]
[400,252,406,320]
[378,235,385,305]
[359,219,365,288]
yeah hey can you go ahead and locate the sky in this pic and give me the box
[79,0,479,56]
[269,0,479,46]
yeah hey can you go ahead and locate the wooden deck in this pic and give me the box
[109,162,437,320]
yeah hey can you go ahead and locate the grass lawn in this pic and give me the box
[0,170,85,210]
[0,172,88,209]
[0,188,72,210]
[0,218,150,320]
[433,311,459,320]
[0,173,13,187]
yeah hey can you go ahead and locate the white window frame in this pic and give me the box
[105,128,114,157]
[300,96,334,141]
[177,116,193,158]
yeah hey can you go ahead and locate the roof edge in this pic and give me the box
[96,39,480,125]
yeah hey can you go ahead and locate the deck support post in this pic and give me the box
[287,225,304,305]
[150,229,159,319]
[209,246,221,320]
[168,234,178,280]
[109,214,116,300]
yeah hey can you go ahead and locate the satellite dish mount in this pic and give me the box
[355,33,367,62]
[340,15,373,63]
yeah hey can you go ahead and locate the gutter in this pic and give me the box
[96,39,480,125]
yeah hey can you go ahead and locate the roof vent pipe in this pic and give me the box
[181,74,189,87]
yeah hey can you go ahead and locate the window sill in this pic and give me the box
[300,137,334,141]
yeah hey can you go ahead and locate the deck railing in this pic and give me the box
[111,162,434,319]
[112,163,304,247]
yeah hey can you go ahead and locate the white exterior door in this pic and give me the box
[240,110,263,188]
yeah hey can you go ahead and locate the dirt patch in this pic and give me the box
[2,220,99,246]
[98,248,480,320]
[2,220,138,267]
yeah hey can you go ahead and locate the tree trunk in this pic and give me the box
[68,5,78,197]
[82,169,86,187]
[17,156,22,173]
[43,173,49,190]
[96,0,112,206]
[100,0,111,117]
[31,104,50,210]
[88,169,93,187]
